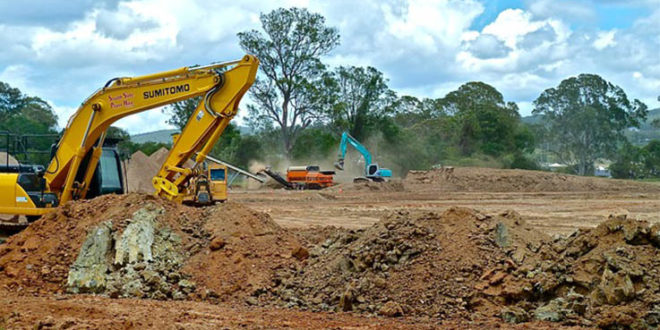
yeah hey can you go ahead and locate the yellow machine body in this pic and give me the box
[207,163,228,202]
[0,173,47,216]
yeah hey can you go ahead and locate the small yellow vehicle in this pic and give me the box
[185,163,228,205]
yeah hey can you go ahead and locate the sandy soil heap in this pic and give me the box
[0,152,19,166]
[126,151,160,193]
[405,167,660,192]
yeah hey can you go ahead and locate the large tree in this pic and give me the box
[326,66,395,140]
[533,74,648,175]
[237,7,340,156]
[438,82,525,156]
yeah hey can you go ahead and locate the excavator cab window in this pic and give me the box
[210,168,226,182]
[367,164,379,176]
[99,150,122,194]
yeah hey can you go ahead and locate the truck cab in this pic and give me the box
[208,163,227,202]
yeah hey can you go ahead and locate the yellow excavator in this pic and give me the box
[0,55,258,219]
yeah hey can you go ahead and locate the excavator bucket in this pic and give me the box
[334,159,344,171]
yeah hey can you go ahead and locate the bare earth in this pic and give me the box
[1,168,659,329]
[233,190,660,236]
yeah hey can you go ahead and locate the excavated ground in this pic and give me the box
[1,167,660,328]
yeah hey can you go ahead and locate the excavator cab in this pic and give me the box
[0,141,123,223]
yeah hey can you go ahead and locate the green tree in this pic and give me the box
[0,82,26,122]
[439,82,523,156]
[290,126,338,161]
[533,74,648,175]
[326,66,395,140]
[237,7,340,156]
[610,142,643,179]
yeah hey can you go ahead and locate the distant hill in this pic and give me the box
[131,125,253,144]
[522,108,660,146]
[131,129,177,144]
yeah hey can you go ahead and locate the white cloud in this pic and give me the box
[593,30,616,50]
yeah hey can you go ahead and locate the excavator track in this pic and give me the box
[0,216,29,243]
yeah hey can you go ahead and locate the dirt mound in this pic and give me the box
[0,194,302,303]
[262,207,545,320]
[148,147,170,166]
[126,151,160,193]
[405,167,660,192]
[0,152,18,165]
[183,202,302,302]
[481,215,660,328]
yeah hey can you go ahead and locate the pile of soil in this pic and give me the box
[148,147,170,166]
[0,152,18,165]
[0,194,302,303]
[262,207,545,319]
[183,202,302,302]
[126,151,160,193]
[4,192,660,327]
[405,167,660,192]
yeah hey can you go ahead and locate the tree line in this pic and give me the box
[1,7,656,180]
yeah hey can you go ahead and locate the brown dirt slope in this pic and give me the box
[0,194,204,294]
[405,167,660,192]
[183,202,301,302]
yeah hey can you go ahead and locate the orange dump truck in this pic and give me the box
[286,166,335,189]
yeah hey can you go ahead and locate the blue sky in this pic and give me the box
[1,0,659,134]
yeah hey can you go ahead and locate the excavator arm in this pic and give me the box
[0,55,258,216]
[151,57,259,201]
[334,132,373,172]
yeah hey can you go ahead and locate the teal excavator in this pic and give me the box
[334,132,392,182]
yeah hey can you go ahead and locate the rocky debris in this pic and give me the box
[379,301,404,317]
[66,205,195,300]
[480,214,660,327]
[291,245,309,261]
[501,306,529,323]
[261,207,543,320]
[209,237,225,251]
[66,221,113,294]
